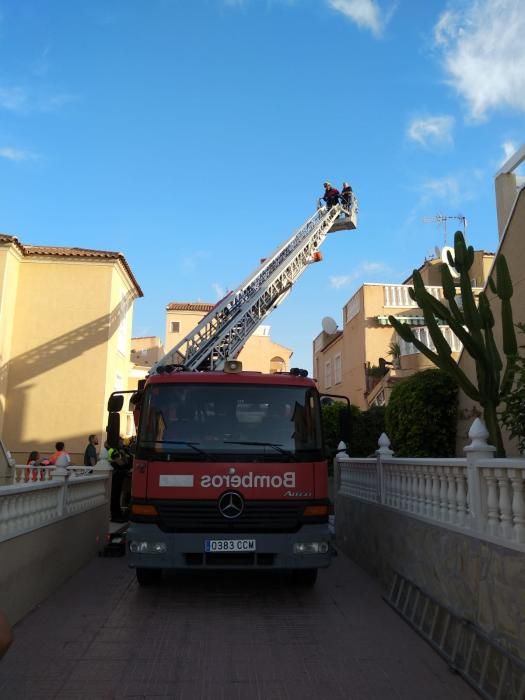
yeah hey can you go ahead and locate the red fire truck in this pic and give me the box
[108,197,357,585]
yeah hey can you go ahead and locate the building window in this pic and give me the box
[334,353,342,385]
[325,360,332,388]
[270,356,285,373]
[170,321,180,333]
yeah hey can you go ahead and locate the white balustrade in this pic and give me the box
[65,475,108,515]
[13,464,57,484]
[339,458,377,502]
[0,468,111,543]
[335,418,525,552]
[478,459,525,544]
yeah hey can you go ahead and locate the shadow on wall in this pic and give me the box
[0,291,135,456]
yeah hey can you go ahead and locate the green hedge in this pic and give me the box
[321,402,386,459]
[385,369,458,457]
[351,405,387,457]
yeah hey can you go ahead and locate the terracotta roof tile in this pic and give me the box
[0,234,143,296]
[166,302,214,312]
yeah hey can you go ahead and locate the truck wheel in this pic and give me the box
[292,568,318,587]
[136,567,162,586]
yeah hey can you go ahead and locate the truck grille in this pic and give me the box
[184,553,275,566]
[156,500,304,533]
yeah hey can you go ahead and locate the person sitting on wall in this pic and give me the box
[49,441,72,468]
[26,450,42,481]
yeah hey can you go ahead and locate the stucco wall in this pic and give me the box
[0,504,108,625]
[0,255,140,463]
[336,495,525,663]
[0,246,21,437]
[236,334,292,373]
[3,259,116,460]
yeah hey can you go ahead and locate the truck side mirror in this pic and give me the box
[107,412,121,448]
[108,394,124,412]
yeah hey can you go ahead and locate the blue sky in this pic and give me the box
[1,0,524,371]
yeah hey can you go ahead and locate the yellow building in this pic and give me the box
[313,251,493,410]
[130,336,164,370]
[165,302,292,373]
[457,145,525,455]
[0,235,142,469]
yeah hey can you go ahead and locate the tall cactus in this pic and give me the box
[389,231,517,456]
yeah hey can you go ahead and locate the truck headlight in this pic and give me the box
[129,541,167,554]
[293,542,329,554]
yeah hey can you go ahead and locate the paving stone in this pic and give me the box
[2,554,479,699]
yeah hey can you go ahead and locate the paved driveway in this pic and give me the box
[0,553,478,699]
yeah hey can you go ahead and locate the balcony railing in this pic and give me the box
[383,285,443,308]
[398,325,463,355]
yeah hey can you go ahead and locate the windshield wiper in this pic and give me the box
[141,440,210,457]
[223,441,297,460]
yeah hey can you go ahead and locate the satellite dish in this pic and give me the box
[441,246,460,278]
[322,316,338,335]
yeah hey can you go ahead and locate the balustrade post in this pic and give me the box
[438,466,448,522]
[464,418,496,533]
[453,466,468,527]
[494,468,513,539]
[508,469,525,543]
[376,432,393,505]
[335,443,350,497]
[51,466,69,517]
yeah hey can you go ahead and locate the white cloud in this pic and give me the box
[434,0,525,120]
[327,0,393,36]
[0,85,75,114]
[182,250,208,272]
[0,147,35,161]
[419,175,461,203]
[407,115,454,147]
[330,261,387,288]
[415,170,483,210]
[212,282,226,299]
[500,141,517,165]
[0,86,28,112]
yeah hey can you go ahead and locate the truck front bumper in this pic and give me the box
[126,522,333,571]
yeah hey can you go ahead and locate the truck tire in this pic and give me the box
[292,568,318,587]
[136,567,163,586]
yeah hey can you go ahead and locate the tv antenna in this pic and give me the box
[422,214,467,246]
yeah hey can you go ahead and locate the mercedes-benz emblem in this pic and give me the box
[218,491,244,519]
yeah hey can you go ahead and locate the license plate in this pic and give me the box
[205,539,256,553]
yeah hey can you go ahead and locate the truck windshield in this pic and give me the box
[137,383,323,460]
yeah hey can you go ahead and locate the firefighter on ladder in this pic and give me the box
[322,181,340,209]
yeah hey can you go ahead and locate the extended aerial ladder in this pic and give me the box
[154,196,358,373]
